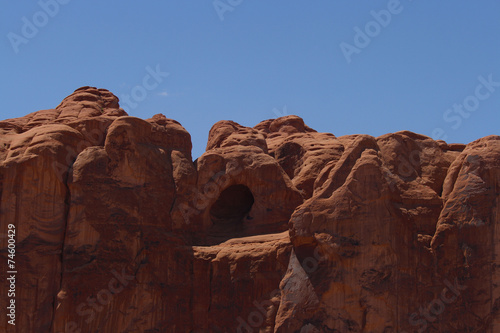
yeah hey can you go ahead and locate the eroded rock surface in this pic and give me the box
[0,87,499,332]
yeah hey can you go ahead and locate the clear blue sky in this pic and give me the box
[2,1,499,158]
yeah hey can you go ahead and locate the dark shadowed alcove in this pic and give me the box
[208,184,254,241]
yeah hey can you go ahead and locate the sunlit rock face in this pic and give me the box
[1,87,499,332]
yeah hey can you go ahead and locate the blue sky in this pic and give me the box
[2,1,499,158]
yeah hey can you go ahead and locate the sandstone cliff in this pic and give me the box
[0,87,499,332]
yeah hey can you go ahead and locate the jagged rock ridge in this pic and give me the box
[0,87,499,332]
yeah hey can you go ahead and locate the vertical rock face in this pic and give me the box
[0,87,499,332]
[0,87,127,332]
[431,136,500,332]
[52,115,184,332]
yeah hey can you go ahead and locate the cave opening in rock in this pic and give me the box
[209,184,254,228]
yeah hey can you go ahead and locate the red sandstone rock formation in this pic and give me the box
[0,87,498,332]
